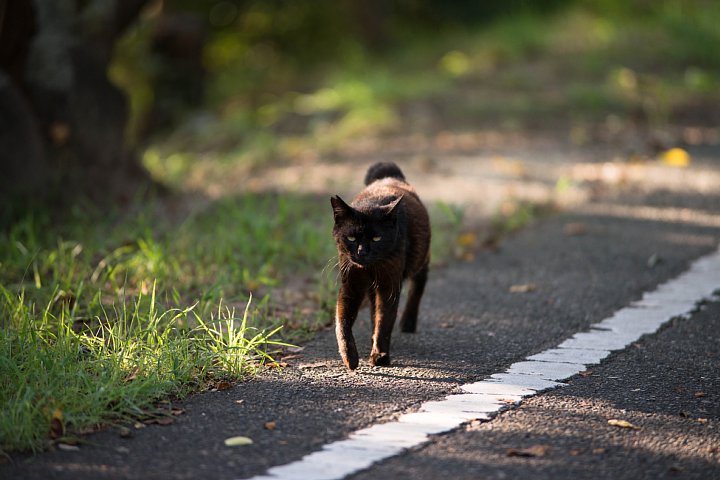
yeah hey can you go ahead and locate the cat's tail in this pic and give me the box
[364,162,406,185]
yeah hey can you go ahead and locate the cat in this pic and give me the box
[330,162,431,370]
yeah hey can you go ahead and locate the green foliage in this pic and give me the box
[0,195,328,453]
[110,0,720,167]
[0,284,287,454]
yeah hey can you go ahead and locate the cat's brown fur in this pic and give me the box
[331,162,430,370]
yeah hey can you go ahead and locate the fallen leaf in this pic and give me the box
[144,417,174,426]
[224,436,253,447]
[264,421,277,430]
[569,449,581,456]
[266,361,289,368]
[592,447,606,454]
[563,223,587,236]
[133,422,146,429]
[693,392,706,398]
[659,148,691,168]
[235,400,245,405]
[696,418,708,424]
[118,426,132,438]
[506,445,550,457]
[281,354,303,361]
[215,381,232,391]
[608,419,640,430]
[49,408,65,439]
[171,408,185,416]
[510,284,537,293]
[578,370,593,377]
[57,443,80,452]
[439,322,454,328]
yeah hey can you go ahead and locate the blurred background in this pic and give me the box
[2,0,719,209]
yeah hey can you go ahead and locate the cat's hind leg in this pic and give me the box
[400,263,428,333]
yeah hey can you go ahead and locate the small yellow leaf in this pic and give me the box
[224,436,253,446]
[457,232,477,248]
[608,419,640,430]
[660,148,691,168]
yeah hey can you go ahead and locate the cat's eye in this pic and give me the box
[372,236,381,242]
[347,236,356,242]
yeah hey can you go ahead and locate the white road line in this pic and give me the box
[245,247,720,480]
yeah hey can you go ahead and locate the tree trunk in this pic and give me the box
[0,0,152,222]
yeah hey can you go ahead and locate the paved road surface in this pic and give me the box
[3,149,720,479]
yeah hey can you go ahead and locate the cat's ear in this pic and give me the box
[384,195,404,216]
[331,195,353,222]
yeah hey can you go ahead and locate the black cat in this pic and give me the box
[330,162,431,370]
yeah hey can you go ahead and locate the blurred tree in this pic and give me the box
[0,0,575,221]
[0,0,152,220]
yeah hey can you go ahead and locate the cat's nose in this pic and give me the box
[357,244,367,256]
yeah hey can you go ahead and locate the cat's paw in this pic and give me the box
[340,349,359,370]
[368,352,391,366]
[343,356,359,370]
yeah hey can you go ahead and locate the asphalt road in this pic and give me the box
[3,162,720,479]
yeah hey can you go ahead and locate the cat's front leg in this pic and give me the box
[335,283,364,370]
[369,284,401,366]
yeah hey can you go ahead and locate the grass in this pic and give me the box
[0,285,285,454]
[0,193,463,454]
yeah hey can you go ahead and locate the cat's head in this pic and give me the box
[330,195,403,267]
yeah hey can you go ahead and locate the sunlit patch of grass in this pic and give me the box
[0,284,286,454]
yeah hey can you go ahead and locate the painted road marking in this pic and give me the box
[245,247,720,480]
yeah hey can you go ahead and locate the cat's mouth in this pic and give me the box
[349,255,376,268]
[349,257,368,267]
